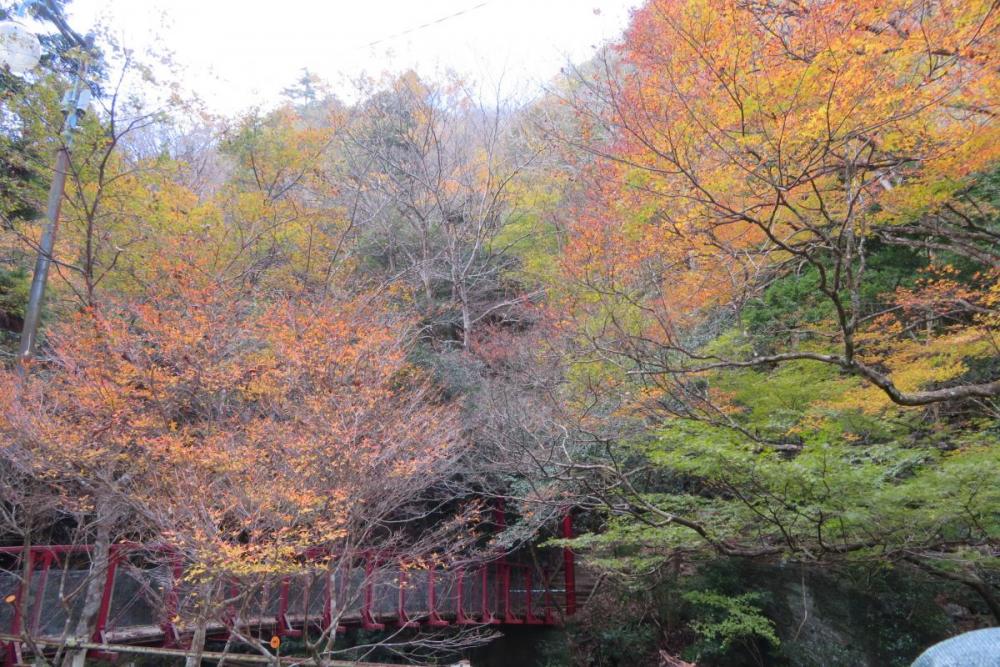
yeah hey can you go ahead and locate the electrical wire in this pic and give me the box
[360,1,493,50]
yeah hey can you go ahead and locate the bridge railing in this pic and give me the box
[1,540,577,664]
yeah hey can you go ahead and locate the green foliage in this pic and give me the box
[0,267,28,321]
[535,577,670,667]
[0,135,42,221]
[0,267,28,348]
[743,242,926,349]
[581,623,659,667]
[547,168,1000,666]
[743,267,831,340]
[682,590,779,661]
[715,360,847,434]
[492,183,563,286]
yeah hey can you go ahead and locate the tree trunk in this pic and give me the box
[421,268,434,312]
[185,579,215,667]
[461,299,473,350]
[64,521,111,667]
[185,620,207,667]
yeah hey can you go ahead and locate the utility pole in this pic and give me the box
[7,0,91,368]
[17,61,89,366]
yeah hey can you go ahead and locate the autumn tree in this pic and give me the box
[559,0,1000,406]
[510,0,1000,634]
[0,248,482,662]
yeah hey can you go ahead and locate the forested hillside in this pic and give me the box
[1,0,998,665]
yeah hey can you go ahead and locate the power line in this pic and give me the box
[360,1,493,51]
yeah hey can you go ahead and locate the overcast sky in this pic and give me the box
[63,0,642,114]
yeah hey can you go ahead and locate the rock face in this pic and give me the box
[772,572,867,666]
[657,559,972,666]
[744,563,961,667]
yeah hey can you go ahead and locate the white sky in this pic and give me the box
[63,0,642,114]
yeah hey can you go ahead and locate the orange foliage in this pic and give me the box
[563,0,1000,325]
[0,262,463,576]
[556,0,1000,408]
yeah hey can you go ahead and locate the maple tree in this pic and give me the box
[494,0,1000,649]
[558,0,1000,407]
[0,237,476,661]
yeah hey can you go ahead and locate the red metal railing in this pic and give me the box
[0,521,578,666]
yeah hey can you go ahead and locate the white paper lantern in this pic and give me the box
[0,21,42,74]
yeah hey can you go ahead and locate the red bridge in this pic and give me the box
[0,519,578,664]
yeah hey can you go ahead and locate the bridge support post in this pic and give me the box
[28,550,53,637]
[24,549,55,635]
[481,567,497,624]
[396,568,417,628]
[493,500,522,625]
[501,562,522,625]
[361,555,384,631]
[455,569,476,625]
[322,568,333,632]
[4,548,33,667]
[277,576,302,638]
[426,569,448,627]
[87,547,120,661]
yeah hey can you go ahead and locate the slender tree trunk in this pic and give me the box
[185,580,214,667]
[185,621,207,667]
[64,521,111,667]
[461,300,473,350]
[421,268,434,311]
